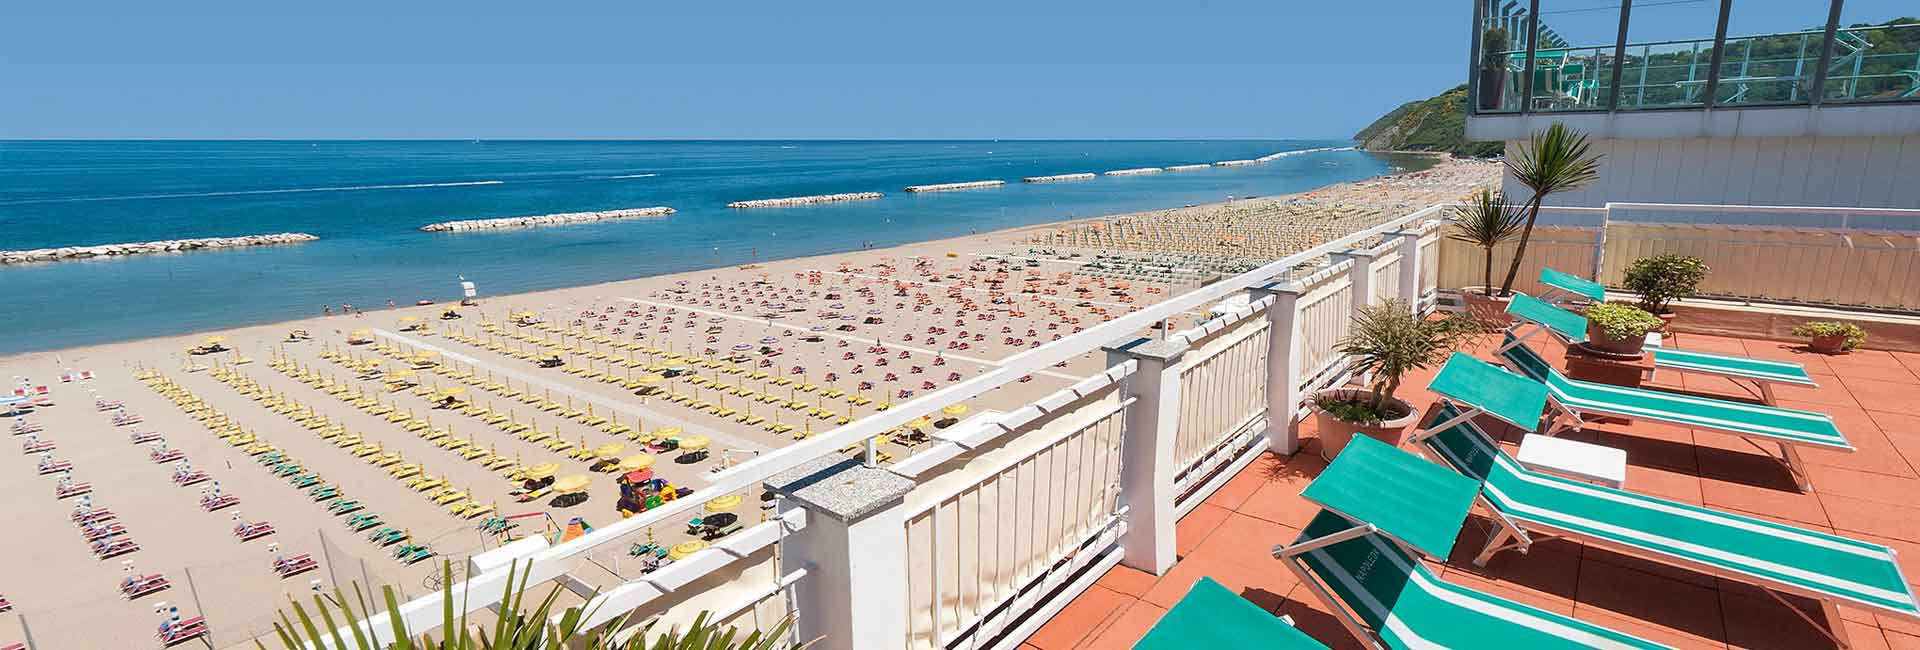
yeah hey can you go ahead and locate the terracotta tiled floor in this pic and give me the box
[1026,333,1920,650]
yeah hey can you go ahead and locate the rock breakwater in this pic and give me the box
[1,233,319,265]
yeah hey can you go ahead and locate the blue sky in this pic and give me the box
[0,1,1907,139]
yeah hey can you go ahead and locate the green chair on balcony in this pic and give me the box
[1134,577,1327,650]
[1502,291,1818,403]
[1498,335,1847,491]
[1413,353,1920,648]
[1271,435,1670,650]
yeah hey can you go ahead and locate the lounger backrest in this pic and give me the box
[1416,404,1504,484]
[1539,267,1606,302]
[1498,333,1559,384]
[1506,294,1587,342]
[1292,511,1666,649]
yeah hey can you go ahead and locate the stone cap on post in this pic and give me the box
[1102,335,1187,365]
[765,455,914,523]
[1330,247,1378,262]
[1250,280,1304,297]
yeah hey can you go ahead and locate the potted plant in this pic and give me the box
[1583,302,1664,356]
[1495,123,1603,297]
[1792,321,1867,354]
[1621,254,1709,331]
[1478,26,1512,110]
[1312,300,1475,460]
[1447,188,1527,328]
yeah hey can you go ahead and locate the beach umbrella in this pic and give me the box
[705,494,742,513]
[940,404,970,418]
[617,454,654,472]
[908,416,934,430]
[523,463,561,480]
[678,435,710,451]
[668,540,708,560]
[655,426,683,438]
[552,474,591,493]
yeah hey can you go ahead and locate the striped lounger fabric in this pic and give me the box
[1287,510,1671,650]
[1500,334,1848,491]
[1417,403,1920,645]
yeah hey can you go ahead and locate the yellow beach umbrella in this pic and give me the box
[655,426,683,438]
[351,328,371,337]
[617,454,655,472]
[668,540,708,560]
[203,335,228,345]
[523,462,561,480]
[438,386,467,398]
[908,416,935,430]
[399,316,420,324]
[552,474,591,493]
[593,443,626,458]
[940,404,970,418]
[678,435,710,452]
[705,494,742,513]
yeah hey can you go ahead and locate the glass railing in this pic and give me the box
[1472,16,1920,113]
[1824,22,1920,103]
[1528,46,1615,111]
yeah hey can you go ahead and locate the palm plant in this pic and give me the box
[1496,123,1602,296]
[260,560,806,650]
[1335,300,1477,416]
[1447,188,1526,297]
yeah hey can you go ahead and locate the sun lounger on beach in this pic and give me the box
[1499,337,1847,491]
[1416,355,1920,645]
[1501,293,1815,403]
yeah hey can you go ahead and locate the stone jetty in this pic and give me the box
[1022,173,1097,183]
[419,207,675,232]
[1104,167,1163,176]
[1,233,319,265]
[904,180,1005,193]
[727,192,883,209]
[1214,159,1258,166]
[1163,164,1210,172]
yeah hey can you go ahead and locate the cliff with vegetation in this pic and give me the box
[1353,85,1504,158]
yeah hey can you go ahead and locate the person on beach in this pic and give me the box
[324,306,332,316]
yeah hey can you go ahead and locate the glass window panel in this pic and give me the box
[1618,0,1723,110]
[1824,0,1920,103]
[1715,0,1830,106]
[1475,0,1531,113]
[1526,0,1625,111]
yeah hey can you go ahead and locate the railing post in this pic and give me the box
[766,457,914,650]
[1331,249,1378,311]
[1103,336,1187,576]
[1251,281,1305,455]
[1389,230,1423,313]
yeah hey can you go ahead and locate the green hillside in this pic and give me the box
[1353,85,1503,158]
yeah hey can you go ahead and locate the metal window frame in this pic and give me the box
[1701,0,1734,108]
[1521,0,1540,113]
[1809,0,1846,106]
[1469,0,1489,115]
[1607,0,1632,111]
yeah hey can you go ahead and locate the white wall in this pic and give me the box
[1501,134,1920,209]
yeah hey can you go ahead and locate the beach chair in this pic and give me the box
[1501,293,1816,404]
[1498,337,1848,491]
[1273,437,1668,650]
[1415,355,1920,646]
[1137,577,1327,649]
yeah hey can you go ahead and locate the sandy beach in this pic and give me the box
[0,155,1495,649]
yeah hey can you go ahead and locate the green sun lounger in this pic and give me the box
[1503,293,1817,402]
[1536,266,1606,303]
[1500,334,1847,491]
[1134,577,1327,650]
[1412,397,1920,647]
[1273,437,1669,650]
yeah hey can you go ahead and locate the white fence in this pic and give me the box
[1436,202,1920,312]
[324,202,1452,650]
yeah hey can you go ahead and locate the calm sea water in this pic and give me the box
[0,140,1426,355]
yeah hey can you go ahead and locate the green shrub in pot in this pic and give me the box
[1583,302,1663,356]
[1621,254,1709,315]
[1792,321,1867,353]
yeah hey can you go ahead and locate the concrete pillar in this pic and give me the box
[1250,282,1305,455]
[1103,336,1188,575]
[1331,249,1378,313]
[766,456,915,650]
[1389,230,1423,313]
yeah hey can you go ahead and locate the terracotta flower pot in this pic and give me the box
[1312,387,1420,461]
[1584,320,1648,357]
[1808,334,1848,355]
[1460,287,1518,330]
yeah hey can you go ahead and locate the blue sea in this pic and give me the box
[0,140,1426,355]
